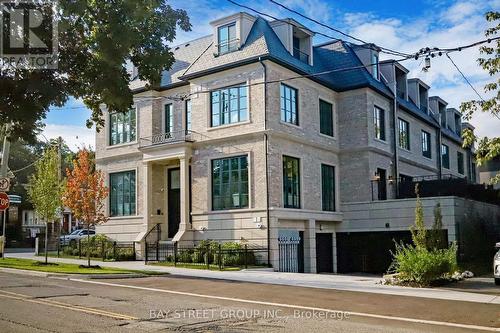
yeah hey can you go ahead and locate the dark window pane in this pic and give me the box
[280,84,298,125]
[320,100,334,136]
[321,164,336,211]
[109,170,136,217]
[283,156,300,208]
[211,155,249,210]
[374,106,385,141]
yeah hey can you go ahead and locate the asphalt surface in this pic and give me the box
[0,272,498,332]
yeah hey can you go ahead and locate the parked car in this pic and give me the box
[59,229,95,247]
[495,242,500,286]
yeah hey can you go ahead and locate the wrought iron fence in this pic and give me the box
[37,236,136,261]
[145,240,268,270]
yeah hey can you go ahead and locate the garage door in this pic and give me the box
[336,231,414,274]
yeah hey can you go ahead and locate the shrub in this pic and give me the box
[389,242,458,286]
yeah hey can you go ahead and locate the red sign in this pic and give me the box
[0,192,9,211]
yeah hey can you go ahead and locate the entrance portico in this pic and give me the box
[141,140,192,243]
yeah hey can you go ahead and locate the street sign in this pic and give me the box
[0,177,9,192]
[0,192,9,211]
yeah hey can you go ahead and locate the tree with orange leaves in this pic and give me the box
[63,148,108,267]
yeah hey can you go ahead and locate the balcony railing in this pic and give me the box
[139,130,194,148]
[216,38,239,55]
[293,47,309,64]
[397,174,500,205]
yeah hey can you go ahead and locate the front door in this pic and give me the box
[167,168,181,238]
[377,168,387,200]
[316,233,333,273]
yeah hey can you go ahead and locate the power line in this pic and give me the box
[267,0,498,61]
[446,53,484,102]
[446,53,500,121]
[267,0,411,58]
[226,0,410,58]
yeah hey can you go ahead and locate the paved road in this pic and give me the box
[7,253,500,305]
[0,272,498,332]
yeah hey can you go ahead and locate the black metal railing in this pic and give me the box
[37,236,136,261]
[139,130,194,148]
[145,223,161,243]
[398,175,500,205]
[293,47,309,63]
[145,240,268,270]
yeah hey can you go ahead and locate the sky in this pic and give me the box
[43,0,500,150]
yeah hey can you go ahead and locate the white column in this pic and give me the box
[143,162,152,228]
[304,219,317,273]
[179,155,190,232]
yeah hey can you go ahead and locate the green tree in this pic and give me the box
[27,148,63,264]
[461,11,500,184]
[428,202,444,250]
[410,184,427,249]
[0,1,191,142]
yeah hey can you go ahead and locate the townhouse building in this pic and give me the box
[96,12,499,274]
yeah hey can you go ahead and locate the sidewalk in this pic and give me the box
[6,252,500,305]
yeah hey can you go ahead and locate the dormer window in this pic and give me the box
[217,23,237,54]
[418,85,428,114]
[372,53,379,80]
[293,36,308,63]
[454,113,461,135]
[292,26,312,64]
[439,103,447,127]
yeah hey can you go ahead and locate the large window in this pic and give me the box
[421,130,432,158]
[212,155,248,210]
[185,99,192,132]
[110,108,136,145]
[165,104,173,133]
[283,156,300,208]
[398,118,410,150]
[319,99,334,137]
[374,106,385,141]
[109,171,136,217]
[457,151,464,174]
[441,144,450,169]
[211,85,248,127]
[321,164,336,211]
[280,84,298,125]
[217,23,237,54]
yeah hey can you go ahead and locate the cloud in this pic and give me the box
[40,124,95,152]
[338,1,499,139]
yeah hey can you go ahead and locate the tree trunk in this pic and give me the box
[87,223,90,267]
[44,223,48,264]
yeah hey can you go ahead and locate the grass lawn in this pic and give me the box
[0,257,162,275]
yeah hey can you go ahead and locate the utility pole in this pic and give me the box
[0,124,11,258]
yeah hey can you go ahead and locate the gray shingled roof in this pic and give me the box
[167,17,393,98]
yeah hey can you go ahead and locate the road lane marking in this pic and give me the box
[69,278,500,332]
[0,290,137,321]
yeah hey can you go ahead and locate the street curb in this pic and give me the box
[0,267,156,280]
